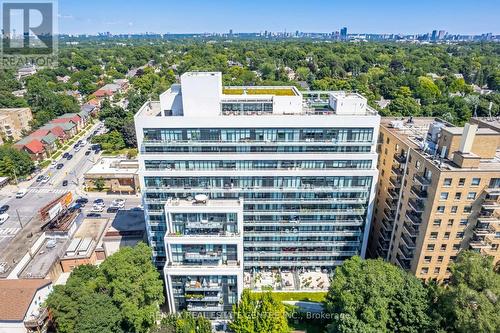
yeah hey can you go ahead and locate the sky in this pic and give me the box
[57,0,500,35]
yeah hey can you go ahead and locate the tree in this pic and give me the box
[434,251,500,333]
[93,177,105,191]
[0,146,34,178]
[155,311,212,333]
[92,130,126,152]
[46,243,164,333]
[324,256,431,333]
[230,290,289,333]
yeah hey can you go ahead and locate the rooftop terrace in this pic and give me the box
[223,87,298,96]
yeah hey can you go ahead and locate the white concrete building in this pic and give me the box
[134,71,380,309]
[163,196,243,318]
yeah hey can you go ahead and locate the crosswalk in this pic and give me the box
[0,227,20,237]
[28,188,70,195]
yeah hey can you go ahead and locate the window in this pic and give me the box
[440,244,447,251]
[447,219,454,226]
[443,178,452,186]
[450,256,457,262]
[437,206,445,213]
[460,219,468,226]
[456,232,464,239]
[430,232,438,239]
[437,256,444,263]
[458,178,465,186]
[454,192,462,200]
[440,192,449,200]
[427,244,435,251]
[424,256,432,264]
[421,267,429,274]
[467,192,477,200]
[434,267,441,274]
[444,232,450,240]
[463,206,472,213]
[451,206,458,213]
[453,244,460,251]
[471,178,481,186]
[433,219,442,226]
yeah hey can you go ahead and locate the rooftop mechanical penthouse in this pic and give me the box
[135,72,380,276]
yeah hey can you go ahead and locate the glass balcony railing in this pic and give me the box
[184,283,222,292]
[187,304,224,312]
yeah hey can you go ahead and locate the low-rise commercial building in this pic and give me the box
[84,158,139,193]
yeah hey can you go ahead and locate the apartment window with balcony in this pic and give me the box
[458,178,465,186]
[440,192,449,200]
[421,267,429,274]
[454,192,462,200]
[463,206,472,213]
[456,232,464,239]
[453,244,460,251]
[447,219,454,227]
[459,219,468,226]
[437,256,444,263]
[430,232,438,240]
[433,219,442,227]
[467,192,477,200]
[451,206,458,214]
[424,256,432,264]
[443,178,452,187]
[444,232,450,240]
[471,178,481,186]
[427,244,435,251]
[434,267,441,274]
[440,244,447,251]
[437,206,445,213]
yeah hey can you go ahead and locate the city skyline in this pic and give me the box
[57,0,500,35]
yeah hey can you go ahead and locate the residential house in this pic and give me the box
[0,279,52,333]
[56,75,71,83]
[14,138,46,161]
[38,124,69,142]
[30,132,58,154]
[50,113,84,131]
[16,65,37,80]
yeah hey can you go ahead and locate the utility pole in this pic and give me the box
[16,209,23,229]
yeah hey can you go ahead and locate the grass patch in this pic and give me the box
[39,160,51,168]
[251,291,327,303]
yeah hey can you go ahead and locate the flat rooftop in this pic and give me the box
[223,86,298,96]
[85,158,138,175]
[381,117,500,172]
[105,209,146,238]
[19,238,67,279]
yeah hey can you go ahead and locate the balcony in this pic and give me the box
[387,189,399,200]
[380,218,393,232]
[482,200,500,210]
[414,173,431,186]
[402,222,419,237]
[398,244,414,260]
[184,252,221,261]
[185,283,222,292]
[388,176,401,189]
[470,239,490,249]
[384,208,396,221]
[393,153,407,164]
[406,211,422,225]
[186,221,225,229]
[395,255,411,270]
[385,197,397,209]
[379,229,391,242]
[185,294,221,302]
[391,166,404,177]
[400,233,416,249]
[408,198,425,213]
[410,186,428,199]
[24,307,48,329]
[187,304,224,312]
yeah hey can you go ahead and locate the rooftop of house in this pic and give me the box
[0,279,51,321]
[24,139,45,154]
[18,237,67,279]
[62,218,109,260]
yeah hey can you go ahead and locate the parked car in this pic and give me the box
[85,150,91,156]
[36,175,44,182]
[94,198,105,205]
[67,154,73,160]
[62,152,69,158]
[112,198,126,208]
[86,213,101,218]
[91,205,104,212]
[107,206,119,213]
[56,163,64,169]
[40,176,50,184]
[0,213,9,224]
[50,160,57,168]
[62,180,68,186]
[75,198,89,206]
[0,205,9,214]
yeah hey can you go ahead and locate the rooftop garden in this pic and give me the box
[223,87,296,96]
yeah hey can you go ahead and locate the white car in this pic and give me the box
[16,188,27,198]
[0,213,9,224]
[112,199,126,208]
[50,160,57,168]
[91,205,104,212]
[40,176,50,184]
[80,139,87,146]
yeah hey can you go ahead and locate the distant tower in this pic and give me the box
[340,27,348,40]
[229,29,233,37]
[431,30,438,41]
[438,30,446,40]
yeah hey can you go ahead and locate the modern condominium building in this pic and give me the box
[135,71,380,312]
[369,117,500,282]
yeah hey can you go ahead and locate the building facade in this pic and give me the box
[0,108,33,144]
[135,72,380,305]
[369,117,500,282]
[164,196,244,319]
